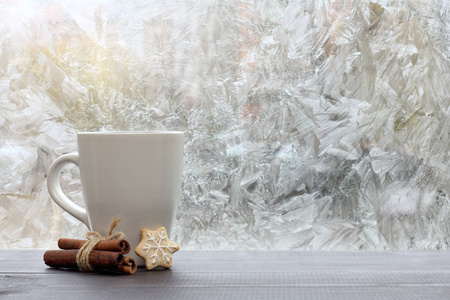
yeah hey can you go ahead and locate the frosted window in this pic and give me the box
[0,0,449,249]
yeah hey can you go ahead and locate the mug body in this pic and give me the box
[77,131,184,264]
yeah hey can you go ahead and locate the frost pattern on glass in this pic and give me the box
[0,0,449,250]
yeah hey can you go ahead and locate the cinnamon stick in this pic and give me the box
[113,257,137,275]
[43,250,136,274]
[58,238,130,254]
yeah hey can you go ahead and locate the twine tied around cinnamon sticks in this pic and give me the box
[44,218,135,274]
[76,217,124,271]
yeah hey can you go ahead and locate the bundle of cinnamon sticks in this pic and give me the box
[44,238,137,274]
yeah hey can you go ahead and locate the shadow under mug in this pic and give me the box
[47,131,184,265]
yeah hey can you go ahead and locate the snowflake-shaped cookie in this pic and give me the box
[135,227,180,270]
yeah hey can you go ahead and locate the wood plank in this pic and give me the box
[1,250,450,299]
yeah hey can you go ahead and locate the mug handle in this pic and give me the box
[47,153,89,227]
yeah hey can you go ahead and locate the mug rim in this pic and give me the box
[78,131,184,135]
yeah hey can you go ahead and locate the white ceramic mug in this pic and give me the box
[47,131,184,265]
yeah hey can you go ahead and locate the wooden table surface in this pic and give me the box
[1,250,450,299]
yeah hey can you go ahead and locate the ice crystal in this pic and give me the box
[0,0,449,250]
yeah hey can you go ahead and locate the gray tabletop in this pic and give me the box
[1,250,450,299]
